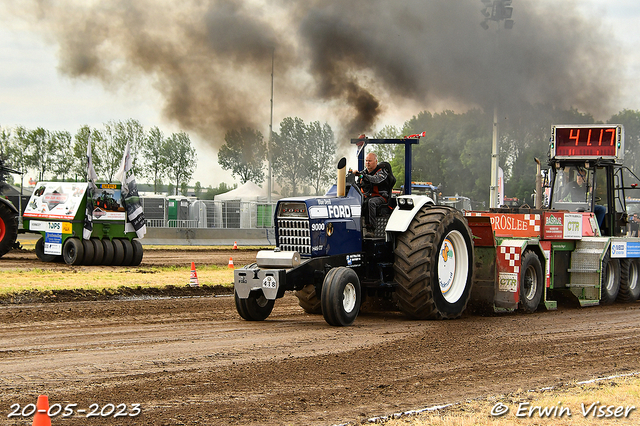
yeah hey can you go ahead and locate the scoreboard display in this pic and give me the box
[550,124,624,161]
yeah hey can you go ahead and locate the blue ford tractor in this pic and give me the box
[234,138,475,326]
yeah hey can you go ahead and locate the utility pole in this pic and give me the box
[481,0,513,208]
[490,105,499,208]
[268,48,274,204]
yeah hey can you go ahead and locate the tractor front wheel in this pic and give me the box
[321,267,362,326]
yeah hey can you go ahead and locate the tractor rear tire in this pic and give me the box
[617,259,640,303]
[0,202,18,258]
[394,206,474,319]
[295,285,322,314]
[321,267,362,326]
[35,236,58,262]
[235,290,275,321]
[519,250,543,313]
[600,252,621,305]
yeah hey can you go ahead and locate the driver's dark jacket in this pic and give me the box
[361,165,390,200]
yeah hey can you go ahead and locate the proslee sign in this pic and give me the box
[466,211,600,240]
[465,212,541,238]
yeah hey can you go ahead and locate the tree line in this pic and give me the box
[0,119,196,195]
[213,107,640,203]
[217,117,337,197]
[4,106,640,205]
[389,105,640,205]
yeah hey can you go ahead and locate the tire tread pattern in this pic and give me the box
[600,253,621,305]
[295,285,322,314]
[618,259,640,302]
[393,206,473,320]
[321,267,361,326]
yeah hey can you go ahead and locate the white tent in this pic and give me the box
[214,181,273,202]
[214,181,280,228]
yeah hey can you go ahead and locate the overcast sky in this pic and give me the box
[1,0,639,188]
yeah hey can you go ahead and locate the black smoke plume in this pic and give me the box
[4,0,624,145]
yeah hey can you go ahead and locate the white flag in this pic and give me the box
[83,136,98,240]
[87,137,98,190]
[114,141,132,192]
[117,141,147,239]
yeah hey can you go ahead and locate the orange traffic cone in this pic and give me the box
[233,241,238,250]
[189,262,199,287]
[228,257,234,268]
[32,395,51,426]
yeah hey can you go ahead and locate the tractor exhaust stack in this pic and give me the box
[337,157,346,197]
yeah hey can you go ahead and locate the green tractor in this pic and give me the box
[0,159,20,258]
[22,182,143,266]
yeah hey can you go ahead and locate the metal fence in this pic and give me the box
[141,197,277,230]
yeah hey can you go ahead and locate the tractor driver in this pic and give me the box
[562,167,606,228]
[562,169,588,203]
[359,152,392,231]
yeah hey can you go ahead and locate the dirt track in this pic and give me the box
[2,249,640,425]
[0,246,260,270]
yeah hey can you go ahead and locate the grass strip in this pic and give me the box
[379,374,640,425]
[0,265,234,295]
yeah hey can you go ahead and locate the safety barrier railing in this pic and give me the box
[141,199,277,230]
[145,218,166,228]
[167,219,200,228]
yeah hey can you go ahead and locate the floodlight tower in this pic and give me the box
[480,0,514,209]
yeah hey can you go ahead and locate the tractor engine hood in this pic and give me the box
[275,184,363,257]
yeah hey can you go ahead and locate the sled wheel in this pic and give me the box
[235,290,275,321]
[130,239,144,266]
[62,237,84,265]
[295,284,322,314]
[394,206,474,319]
[35,236,58,262]
[111,239,125,266]
[617,259,640,302]
[121,239,134,266]
[600,252,621,305]
[81,239,95,265]
[101,239,115,265]
[321,267,361,326]
[519,250,543,313]
[91,238,104,265]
